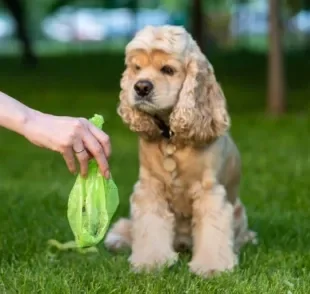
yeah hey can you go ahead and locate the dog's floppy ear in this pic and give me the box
[170,39,230,146]
[117,68,161,140]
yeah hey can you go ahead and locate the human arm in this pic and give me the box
[0,91,111,178]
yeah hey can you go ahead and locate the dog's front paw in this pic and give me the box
[129,250,178,272]
[188,252,238,278]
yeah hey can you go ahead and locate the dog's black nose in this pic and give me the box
[134,80,153,97]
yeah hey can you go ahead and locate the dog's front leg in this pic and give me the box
[129,180,178,272]
[189,183,238,278]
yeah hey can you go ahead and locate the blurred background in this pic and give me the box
[0,1,309,214]
[0,0,309,113]
[0,1,310,291]
[0,0,310,237]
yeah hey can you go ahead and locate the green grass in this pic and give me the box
[0,52,310,293]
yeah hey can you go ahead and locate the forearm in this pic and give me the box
[0,91,35,136]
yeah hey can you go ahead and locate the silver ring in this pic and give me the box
[75,148,85,154]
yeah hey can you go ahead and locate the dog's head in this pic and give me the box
[118,25,230,145]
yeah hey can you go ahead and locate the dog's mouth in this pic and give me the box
[134,99,174,139]
[135,100,158,114]
[135,99,173,115]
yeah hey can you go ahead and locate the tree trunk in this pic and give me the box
[191,0,204,52]
[268,0,286,115]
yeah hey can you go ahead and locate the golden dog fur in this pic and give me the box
[104,25,257,278]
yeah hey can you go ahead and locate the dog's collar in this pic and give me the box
[153,115,174,139]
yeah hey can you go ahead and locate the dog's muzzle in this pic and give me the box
[134,79,153,100]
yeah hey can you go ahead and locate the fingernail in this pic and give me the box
[104,171,110,179]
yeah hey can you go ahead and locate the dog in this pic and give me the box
[104,25,257,278]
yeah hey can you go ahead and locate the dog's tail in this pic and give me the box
[104,218,132,251]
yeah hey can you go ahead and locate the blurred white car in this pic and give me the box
[230,0,269,36]
[41,6,175,42]
[288,10,310,34]
[230,0,310,36]
[0,13,15,39]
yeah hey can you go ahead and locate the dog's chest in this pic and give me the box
[158,142,204,218]
[141,139,206,217]
[166,176,192,218]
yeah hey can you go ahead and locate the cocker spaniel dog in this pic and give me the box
[105,25,257,278]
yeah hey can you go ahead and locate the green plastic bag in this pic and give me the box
[48,114,119,253]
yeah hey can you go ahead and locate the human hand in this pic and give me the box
[22,110,111,178]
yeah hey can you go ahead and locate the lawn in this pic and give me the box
[0,51,310,293]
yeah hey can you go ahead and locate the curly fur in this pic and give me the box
[105,25,257,278]
[170,58,230,146]
[117,25,230,146]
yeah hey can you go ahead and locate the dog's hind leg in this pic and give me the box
[104,218,132,251]
[233,198,258,252]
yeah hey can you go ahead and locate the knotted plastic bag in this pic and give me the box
[48,114,119,253]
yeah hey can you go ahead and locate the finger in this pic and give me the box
[73,140,89,177]
[82,132,110,178]
[62,149,77,174]
[85,149,93,159]
[75,150,90,177]
[88,123,111,158]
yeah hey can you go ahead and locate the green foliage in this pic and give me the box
[285,0,310,14]
[203,0,234,13]
[160,0,187,12]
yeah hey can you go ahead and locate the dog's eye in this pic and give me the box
[134,65,141,71]
[161,65,174,76]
